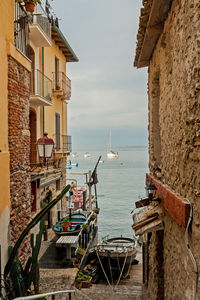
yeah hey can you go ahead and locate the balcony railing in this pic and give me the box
[63,135,72,153]
[53,134,72,153]
[29,11,51,47]
[52,72,71,100]
[30,14,51,39]
[30,69,52,105]
[14,2,29,57]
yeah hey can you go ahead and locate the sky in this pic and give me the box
[50,0,148,149]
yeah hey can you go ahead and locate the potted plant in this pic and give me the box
[62,216,71,230]
[82,223,88,233]
[91,213,97,221]
[16,0,41,13]
[75,271,92,289]
[76,247,85,259]
[93,207,100,214]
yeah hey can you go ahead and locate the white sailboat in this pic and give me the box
[107,130,119,159]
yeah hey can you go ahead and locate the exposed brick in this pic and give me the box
[8,55,31,264]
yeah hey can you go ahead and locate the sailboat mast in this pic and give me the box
[108,129,112,151]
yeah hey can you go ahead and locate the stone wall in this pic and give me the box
[8,55,31,265]
[147,0,200,299]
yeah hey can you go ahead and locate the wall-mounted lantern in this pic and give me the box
[36,133,54,164]
[146,180,161,202]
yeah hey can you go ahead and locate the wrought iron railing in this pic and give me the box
[63,135,72,153]
[31,69,52,103]
[53,134,72,153]
[52,72,71,99]
[14,2,29,57]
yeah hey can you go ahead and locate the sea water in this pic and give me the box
[67,146,148,240]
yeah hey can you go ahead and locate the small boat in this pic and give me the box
[84,152,91,158]
[71,163,78,167]
[66,166,72,170]
[72,152,78,158]
[107,150,118,159]
[107,130,118,159]
[53,212,87,236]
[94,237,136,278]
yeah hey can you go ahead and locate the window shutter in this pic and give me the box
[55,113,60,151]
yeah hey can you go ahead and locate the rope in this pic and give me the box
[184,203,199,300]
[121,251,134,279]
[114,250,128,289]
[96,250,112,289]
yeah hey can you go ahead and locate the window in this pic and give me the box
[56,179,60,191]
[55,113,60,151]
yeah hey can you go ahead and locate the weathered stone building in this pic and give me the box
[134,0,200,299]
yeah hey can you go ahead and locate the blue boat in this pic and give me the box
[71,163,78,167]
[53,212,87,236]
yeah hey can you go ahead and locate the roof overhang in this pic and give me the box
[51,25,79,62]
[134,0,172,68]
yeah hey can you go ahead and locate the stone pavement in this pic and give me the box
[39,247,143,300]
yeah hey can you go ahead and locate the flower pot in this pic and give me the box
[80,277,92,288]
[77,253,83,259]
[25,2,35,12]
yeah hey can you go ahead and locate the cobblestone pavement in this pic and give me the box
[39,231,143,299]
[39,253,143,299]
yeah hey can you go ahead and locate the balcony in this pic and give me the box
[29,13,51,47]
[53,134,72,154]
[14,2,29,57]
[52,72,71,100]
[30,69,52,106]
[63,135,72,153]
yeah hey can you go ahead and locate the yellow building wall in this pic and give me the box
[0,0,13,215]
[0,0,13,272]
[41,40,68,142]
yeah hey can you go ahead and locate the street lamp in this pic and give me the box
[36,133,54,165]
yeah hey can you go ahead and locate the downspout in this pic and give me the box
[42,47,45,134]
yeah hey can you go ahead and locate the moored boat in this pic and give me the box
[53,212,87,236]
[94,236,136,278]
[84,152,91,158]
[107,130,119,159]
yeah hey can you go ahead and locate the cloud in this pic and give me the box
[51,0,148,147]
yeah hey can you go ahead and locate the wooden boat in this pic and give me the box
[53,212,87,236]
[94,237,137,278]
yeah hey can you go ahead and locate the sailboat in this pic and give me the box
[107,130,119,159]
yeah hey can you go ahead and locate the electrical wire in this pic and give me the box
[184,202,199,300]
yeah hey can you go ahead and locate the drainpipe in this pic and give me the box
[42,47,45,134]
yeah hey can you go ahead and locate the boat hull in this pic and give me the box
[53,213,87,236]
[95,237,136,278]
[107,151,118,159]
